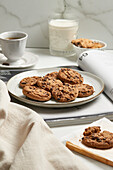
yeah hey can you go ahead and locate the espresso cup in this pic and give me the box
[0,31,28,63]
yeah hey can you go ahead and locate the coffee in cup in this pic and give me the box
[0,31,28,64]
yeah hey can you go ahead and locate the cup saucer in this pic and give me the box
[0,51,39,68]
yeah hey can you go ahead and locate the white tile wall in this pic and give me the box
[0,0,113,49]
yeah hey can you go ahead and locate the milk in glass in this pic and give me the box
[49,19,78,57]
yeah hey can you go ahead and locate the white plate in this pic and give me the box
[0,51,38,68]
[7,67,104,108]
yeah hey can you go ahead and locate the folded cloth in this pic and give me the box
[0,80,88,170]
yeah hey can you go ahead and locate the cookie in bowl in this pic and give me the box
[71,38,107,60]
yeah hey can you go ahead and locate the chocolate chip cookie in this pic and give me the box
[37,77,63,91]
[83,126,101,136]
[82,126,113,149]
[44,71,58,79]
[58,68,83,85]
[23,86,51,101]
[19,76,41,88]
[71,38,104,49]
[76,84,94,97]
[52,84,78,102]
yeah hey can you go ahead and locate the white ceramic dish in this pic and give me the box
[72,39,107,60]
[7,67,104,108]
[0,51,38,68]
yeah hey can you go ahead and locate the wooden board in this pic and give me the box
[66,141,113,167]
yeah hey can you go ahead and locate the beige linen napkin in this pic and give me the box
[0,80,89,170]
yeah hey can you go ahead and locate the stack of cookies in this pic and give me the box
[19,68,94,102]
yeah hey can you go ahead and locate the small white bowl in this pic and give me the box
[72,39,107,60]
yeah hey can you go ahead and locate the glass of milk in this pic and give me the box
[49,19,79,57]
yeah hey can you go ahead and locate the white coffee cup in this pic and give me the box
[0,31,28,63]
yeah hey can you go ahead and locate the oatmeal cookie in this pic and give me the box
[76,84,94,97]
[23,86,51,101]
[19,76,41,88]
[37,77,63,91]
[58,68,83,85]
[52,84,78,102]
[82,126,113,149]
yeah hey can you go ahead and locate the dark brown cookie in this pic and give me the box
[52,84,78,102]
[44,71,58,79]
[23,86,51,101]
[37,77,63,91]
[82,126,113,149]
[58,68,83,85]
[76,84,94,97]
[19,76,41,88]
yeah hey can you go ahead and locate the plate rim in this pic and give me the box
[7,67,104,108]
